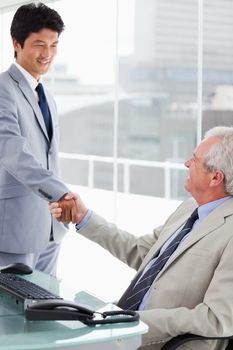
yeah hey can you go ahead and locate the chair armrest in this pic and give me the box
[160,333,233,350]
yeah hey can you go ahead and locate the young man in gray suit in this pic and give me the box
[50,126,233,350]
[0,3,77,275]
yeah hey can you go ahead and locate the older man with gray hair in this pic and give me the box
[50,126,233,350]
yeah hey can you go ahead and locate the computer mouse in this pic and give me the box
[0,262,33,275]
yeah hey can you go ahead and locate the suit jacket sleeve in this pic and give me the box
[79,211,164,270]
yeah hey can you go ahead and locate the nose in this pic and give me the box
[41,46,51,58]
[184,158,191,168]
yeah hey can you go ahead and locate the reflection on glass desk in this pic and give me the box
[0,270,148,350]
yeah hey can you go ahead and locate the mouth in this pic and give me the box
[37,59,51,66]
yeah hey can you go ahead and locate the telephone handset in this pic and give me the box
[26,299,95,323]
[25,299,139,325]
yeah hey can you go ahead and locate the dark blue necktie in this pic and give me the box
[118,208,199,311]
[36,83,52,140]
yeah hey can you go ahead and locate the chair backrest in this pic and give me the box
[226,339,233,350]
[161,334,233,350]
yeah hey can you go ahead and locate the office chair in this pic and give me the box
[160,334,233,350]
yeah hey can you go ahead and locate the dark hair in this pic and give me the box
[10,2,65,48]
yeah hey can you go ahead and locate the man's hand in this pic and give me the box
[49,192,88,224]
[58,195,78,223]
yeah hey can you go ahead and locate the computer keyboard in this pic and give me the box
[0,273,62,302]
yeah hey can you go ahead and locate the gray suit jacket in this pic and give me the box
[79,197,233,350]
[0,64,69,253]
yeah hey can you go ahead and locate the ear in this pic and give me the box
[12,38,21,52]
[209,170,225,187]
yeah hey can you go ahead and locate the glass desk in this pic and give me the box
[0,270,148,350]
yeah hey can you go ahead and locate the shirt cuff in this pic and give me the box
[75,209,92,231]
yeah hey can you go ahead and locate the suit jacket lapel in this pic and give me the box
[8,64,50,142]
[139,208,197,271]
[118,201,198,307]
[138,197,233,277]
[156,197,233,278]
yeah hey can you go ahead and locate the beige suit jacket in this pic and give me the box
[79,197,233,350]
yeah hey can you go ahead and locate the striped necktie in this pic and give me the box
[118,208,199,311]
[36,83,52,140]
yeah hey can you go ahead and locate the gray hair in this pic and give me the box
[203,126,233,195]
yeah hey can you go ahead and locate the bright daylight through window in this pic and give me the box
[0,0,232,300]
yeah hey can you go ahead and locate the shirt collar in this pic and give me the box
[198,196,232,221]
[14,62,39,91]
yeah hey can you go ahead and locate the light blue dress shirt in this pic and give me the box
[75,209,93,230]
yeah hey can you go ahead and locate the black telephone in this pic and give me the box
[25,299,139,325]
[26,300,94,323]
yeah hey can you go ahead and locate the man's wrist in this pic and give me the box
[76,209,92,231]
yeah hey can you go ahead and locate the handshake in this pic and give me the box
[49,192,88,224]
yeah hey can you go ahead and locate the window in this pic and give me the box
[1,0,231,300]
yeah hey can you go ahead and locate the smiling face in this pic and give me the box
[184,136,225,204]
[13,28,59,80]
